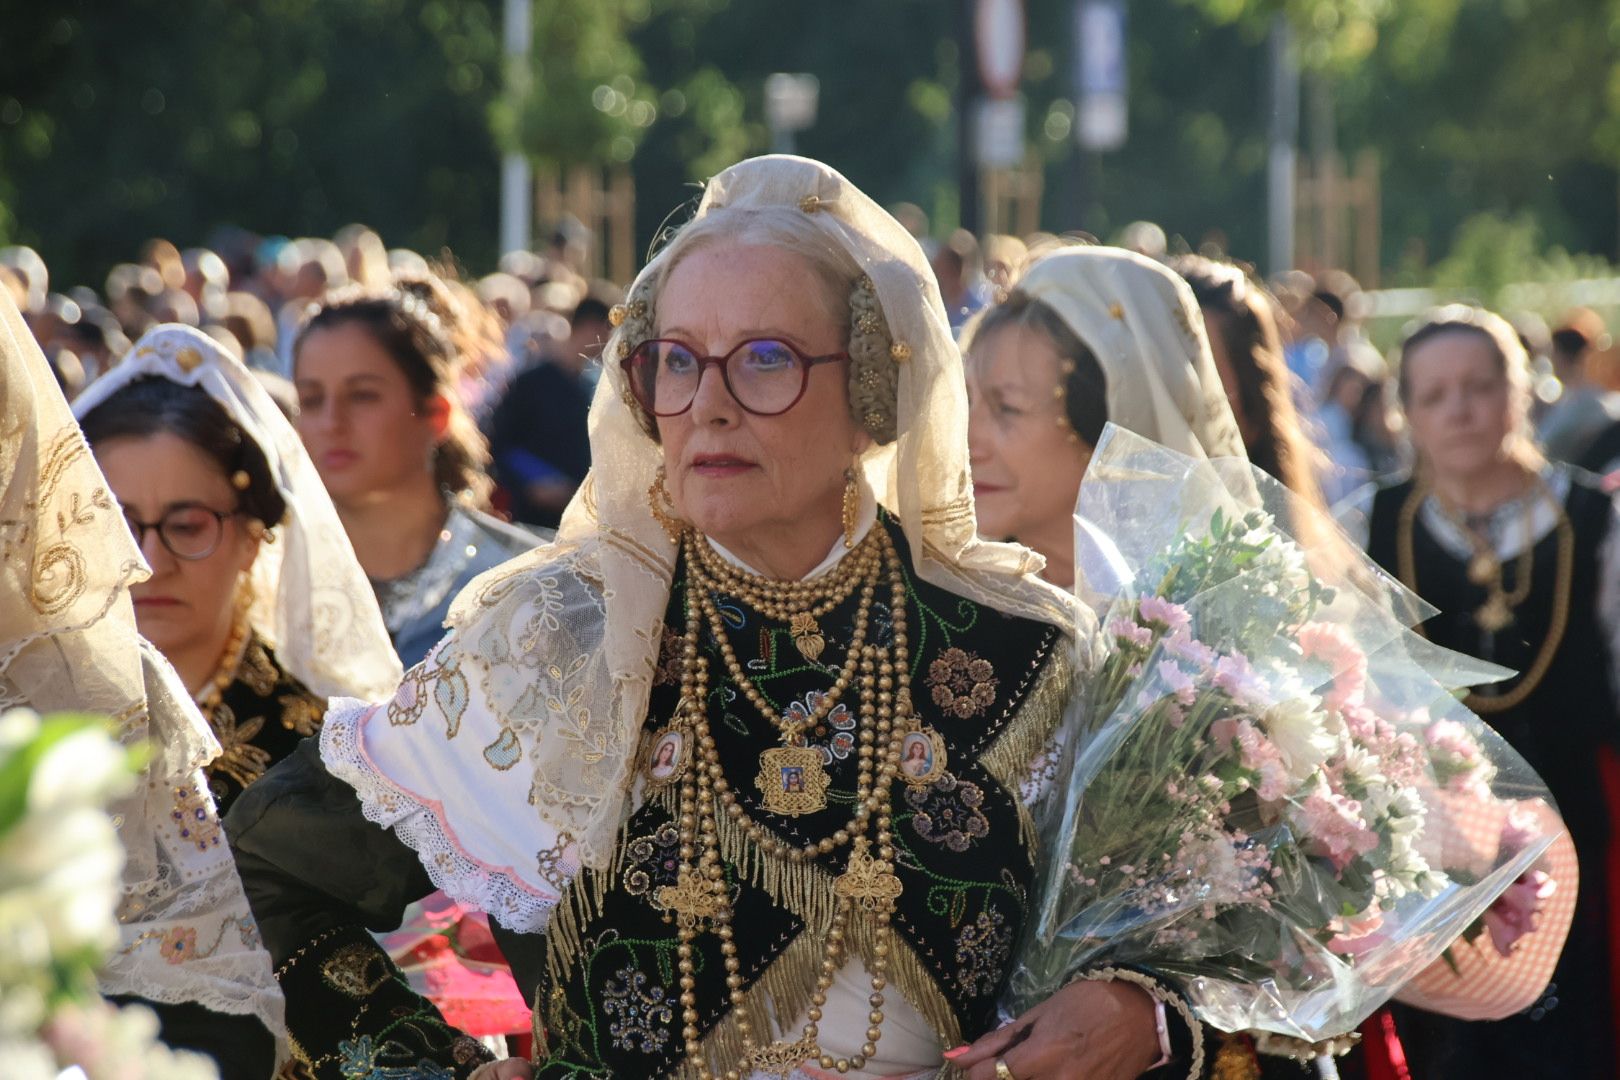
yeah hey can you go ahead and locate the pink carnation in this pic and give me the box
[1298,622,1369,713]
[1327,907,1389,959]
[1163,630,1218,671]
[1296,791,1379,872]
[1483,870,1556,957]
[1108,618,1154,650]
[1138,596,1192,634]
[1212,717,1290,802]
[1155,660,1198,708]
[1213,652,1268,708]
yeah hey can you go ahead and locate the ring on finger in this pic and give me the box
[994,1060,1018,1080]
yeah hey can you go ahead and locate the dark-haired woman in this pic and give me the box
[293,287,540,669]
[1358,305,1620,1078]
[71,323,402,1077]
[293,288,541,1044]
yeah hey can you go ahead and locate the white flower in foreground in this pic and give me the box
[1262,693,1337,784]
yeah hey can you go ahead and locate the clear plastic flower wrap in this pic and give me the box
[1005,427,1567,1046]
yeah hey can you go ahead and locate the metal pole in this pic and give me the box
[500,0,534,256]
[1266,14,1298,277]
[958,0,981,234]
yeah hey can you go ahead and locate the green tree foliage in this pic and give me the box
[0,0,504,285]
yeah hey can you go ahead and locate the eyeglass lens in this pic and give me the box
[125,505,228,560]
[632,339,809,416]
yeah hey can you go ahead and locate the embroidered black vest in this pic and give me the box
[1365,474,1617,851]
[525,516,1069,1078]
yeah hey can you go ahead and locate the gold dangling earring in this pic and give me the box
[841,466,860,549]
[648,465,686,543]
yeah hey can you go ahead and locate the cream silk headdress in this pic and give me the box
[1012,246,1246,460]
[72,324,402,701]
[0,294,284,1035]
[321,154,1080,932]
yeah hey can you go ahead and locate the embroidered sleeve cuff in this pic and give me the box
[274,922,494,1080]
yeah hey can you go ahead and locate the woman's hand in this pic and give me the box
[944,979,1162,1080]
[469,1059,534,1080]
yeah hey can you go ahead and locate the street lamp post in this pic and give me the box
[765,74,820,156]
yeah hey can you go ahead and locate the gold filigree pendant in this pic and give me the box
[1476,594,1514,633]
[654,869,723,929]
[787,611,826,662]
[755,745,829,815]
[833,837,903,913]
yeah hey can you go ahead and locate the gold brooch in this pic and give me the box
[799,194,822,213]
[608,304,627,327]
[889,341,912,363]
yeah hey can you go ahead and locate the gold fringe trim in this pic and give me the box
[978,643,1075,854]
[1212,1033,1261,1080]
[714,806,838,936]
[668,930,825,1080]
[848,914,964,1050]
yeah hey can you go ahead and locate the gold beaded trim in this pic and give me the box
[1073,966,1205,1080]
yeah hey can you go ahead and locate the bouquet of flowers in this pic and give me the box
[0,707,217,1080]
[1007,429,1563,1047]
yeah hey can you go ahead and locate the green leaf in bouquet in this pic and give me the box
[0,712,117,836]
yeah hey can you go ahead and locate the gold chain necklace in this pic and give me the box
[690,529,882,662]
[655,525,916,1079]
[1425,482,1537,633]
[1396,478,1575,714]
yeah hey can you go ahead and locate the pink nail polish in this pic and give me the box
[942,1046,969,1060]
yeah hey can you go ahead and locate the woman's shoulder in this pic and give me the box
[452,502,551,556]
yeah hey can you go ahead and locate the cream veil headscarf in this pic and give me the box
[321,154,1079,932]
[72,324,402,701]
[1013,245,1246,460]
[0,294,283,1034]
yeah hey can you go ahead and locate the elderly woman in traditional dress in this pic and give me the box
[228,158,1209,1080]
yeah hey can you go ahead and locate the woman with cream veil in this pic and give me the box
[964,247,1573,1079]
[1,294,286,1077]
[229,157,1218,1080]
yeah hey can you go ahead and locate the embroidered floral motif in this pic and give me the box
[238,636,279,696]
[653,623,684,687]
[321,942,392,998]
[601,964,674,1054]
[622,821,682,898]
[279,690,324,735]
[336,1034,456,1080]
[785,691,857,765]
[906,773,989,852]
[955,909,1013,998]
[205,702,271,790]
[170,782,222,851]
[928,647,999,718]
[161,926,198,965]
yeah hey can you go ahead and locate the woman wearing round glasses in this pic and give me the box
[229,158,1198,1080]
[75,324,400,817]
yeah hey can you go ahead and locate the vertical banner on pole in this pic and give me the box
[1075,0,1127,153]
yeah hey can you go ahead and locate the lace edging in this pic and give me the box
[319,701,562,935]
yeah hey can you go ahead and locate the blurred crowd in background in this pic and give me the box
[12,212,1620,534]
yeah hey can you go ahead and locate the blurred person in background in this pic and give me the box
[334,223,392,289]
[141,237,186,292]
[182,247,231,323]
[291,287,539,1049]
[1536,307,1620,463]
[1114,219,1168,260]
[488,293,611,527]
[274,238,350,372]
[395,264,518,420]
[149,286,201,327]
[223,289,281,372]
[477,270,532,328]
[932,227,994,333]
[292,287,538,668]
[75,323,402,1078]
[1316,341,1403,506]
[1,244,48,311]
[1171,255,1324,505]
[983,233,1028,297]
[106,261,165,337]
[1356,306,1620,1079]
